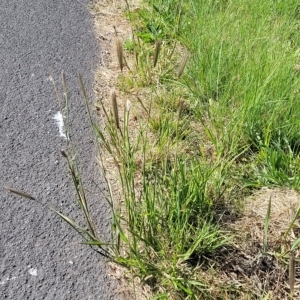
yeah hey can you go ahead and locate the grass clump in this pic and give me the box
[94,83,231,297]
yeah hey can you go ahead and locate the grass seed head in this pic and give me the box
[110,89,120,129]
[4,186,36,201]
[153,39,162,67]
[177,51,189,78]
[177,100,184,120]
[126,100,132,112]
[61,71,68,97]
[289,251,295,295]
[61,149,68,158]
[115,38,124,72]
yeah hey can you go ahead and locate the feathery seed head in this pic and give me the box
[115,38,124,72]
[110,89,120,129]
[177,51,189,78]
[153,39,162,67]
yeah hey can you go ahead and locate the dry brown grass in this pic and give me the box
[237,187,300,244]
[90,0,144,196]
[89,1,151,299]
[224,187,300,299]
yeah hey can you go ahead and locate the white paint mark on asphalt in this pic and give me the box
[0,276,18,285]
[1,267,38,284]
[28,268,38,276]
[68,260,73,265]
[53,111,67,139]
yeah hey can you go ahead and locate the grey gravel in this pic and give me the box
[0,0,118,299]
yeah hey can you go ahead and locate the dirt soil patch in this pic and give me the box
[222,187,300,299]
[90,1,150,299]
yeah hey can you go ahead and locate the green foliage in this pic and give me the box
[244,145,300,189]
[126,0,300,297]
[144,0,300,176]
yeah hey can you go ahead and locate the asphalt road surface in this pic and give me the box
[0,1,117,299]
